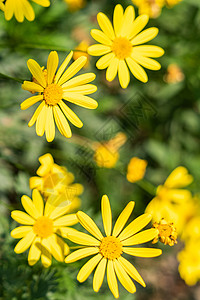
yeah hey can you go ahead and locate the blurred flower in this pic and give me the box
[0,0,5,11]
[11,189,78,267]
[181,211,200,242]
[132,0,164,19]
[73,41,90,68]
[152,218,177,246]
[64,0,85,12]
[21,51,98,142]
[126,157,147,183]
[3,0,50,22]
[165,0,182,7]
[65,195,162,298]
[164,64,184,84]
[93,132,127,168]
[30,153,83,212]
[88,4,164,88]
[178,240,200,285]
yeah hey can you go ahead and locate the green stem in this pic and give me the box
[135,179,157,196]
[0,73,24,83]
[18,43,88,53]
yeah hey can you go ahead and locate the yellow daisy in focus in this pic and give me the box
[21,51,98,142]
[126,157,148,183]
[29,153,83,211]
[11,189,78,267]
[87,4,164,88]
[65,195,162,298]
[3,0,50,22]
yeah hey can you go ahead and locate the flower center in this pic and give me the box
[99,236,122,260]
[43,83,63,106]
[111,37,132,60]
[33,216,53,238]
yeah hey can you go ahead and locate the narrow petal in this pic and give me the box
[129,15,149,40]
[132,54,161,70]
[96,53,115,70]
[21,195,40,219]
[32,0,50,7]
[93,257,107,292]
[101,195,112,237]
[120,6,135,38]
[58,100,83,128]
[123,247,162,257]
[45,106,55,142]
[77,211,103,240]
[131,28,159,46]
[107,260,119,299]
[21,95,43,110]
[29,176,43,190]
[97,12,115,40]
[122,228,159,246]
[54,51,73,84]
[58,56,87,86]
[114,259,136,294]
[106,57,119,82]
[53,105,72,138]
[63,84,97,95]
[63,92,98,109]
[57,227,80,239]
[61,73,96,89]
[118,213,152,241]
[118,256,146,287]
[132,45,164,58]
[164,166,193,188]
[41,238,52,268]
[77,254,102,282]
[36,103,48,137]
[32,189,44,217]
[28,101,45,127]
[11,226,33,239]
[91,29,112,46]
[37,153,54,176]
[65,247,99,263]
[118,60,130,89]
[113,4,124,37]
[47,51,59,85]
[48,200,72,220]
[22,81,44,93]
[14,230,36,253]
[4,0,14,20]
[22,0,35,21]
[126,57,148,83]
[11,210,35,225]
[27,59,46,88]
[28,236,41,266]
[53,214,78,226]
[67,230,101,246]
[47,234,65,262]
[87,44,111,56]
[112,202,135,237]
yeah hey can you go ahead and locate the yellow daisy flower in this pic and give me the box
[29,153,83,211]
[152,218,177,246]
[126,157,148,183]
[87,4,164,88]
[3,0,50,22]
[21,51,98,142]
[132,0,165,19]
[65,195,162,298]
[11,189,78,267]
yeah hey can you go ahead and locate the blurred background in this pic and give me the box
[0,0,200,299]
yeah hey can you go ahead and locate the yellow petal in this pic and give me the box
[118,256,145,287]
[132,54,161,70]
[54,51,73,84]
[29,176,43,190]
[107,260,119,299]
[101,195,112,237]
[28,101,45,127]
[87,44,111,56]
[123,247,162,257]
[37,153,54,176]
[21,195,40,219]
[67,230,101,246]
[53,105,72,138]
[53,214,78,226]
[93,257,107,292]
[21,95,43,110]
[63,92,98,109]
[96,52,115,69]
[164,166,193,188]
[22,81,44,93]
[63,84,97,95]
[14,230,36,253]
[118,213,152,241]
[132,45,164,58]
[126,57,148,83]
[41,238,52,268]
[27,59,46,88]
[167,189,192,202]
[106,57,119,82]
[45,106,55,142]
[28,236,41,266]
[77,211,103,240]
[114,259,136,294]
[112,201,135,237]
[120,6,135,38]
[58,100,83,128]
[122,228,159,246]
[77,254,102,282]
[47,234,65,262]
[91,29,112,46]
[129,15,149,40]
[32,189,44,217]
[118,60,130,89]
[32,0,50,7]
[22,0,35,21]
[47,51,59,85]
[11,226,33,239]
[48,199,71,220]
[131,28,159,46]
[97,12,115,40]
[11,210,35,225]
[61,73,96,89]
[65,247,99,263]
[4,0,14,20]
[36,103,48,137]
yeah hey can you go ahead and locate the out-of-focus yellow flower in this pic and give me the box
[152,218,177,246]
[64,0,85,12]
[73,41,90,68]
[164,64,184,84]
[181,213,200,242]
[93,132,127,168]
[3,0,50,22]
[30,153,83,212]
[132,0,164,19]
[0,0,5,11]
[126,157,147,183]
[165,0,182,7]
[178,240,200,285]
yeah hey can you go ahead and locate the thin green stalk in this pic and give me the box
[135,179,157,196]
[0,72,24,83]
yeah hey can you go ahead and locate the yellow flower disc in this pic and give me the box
[111,37,132,60]
[33,216,53,238]
[99,236,122,259]
[43,83,63,106]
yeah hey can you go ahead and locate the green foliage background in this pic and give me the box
[0,0,200,299]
